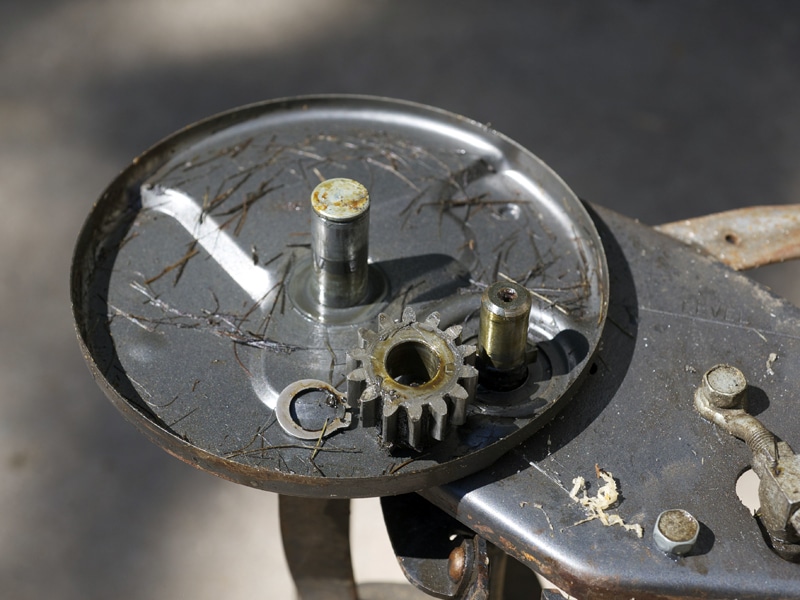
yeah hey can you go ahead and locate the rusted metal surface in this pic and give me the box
[656,204,800,270]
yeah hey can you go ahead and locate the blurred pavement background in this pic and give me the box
[2,1,799,598]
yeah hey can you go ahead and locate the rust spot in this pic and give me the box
[311,178,369,221]
[656,204,800,270]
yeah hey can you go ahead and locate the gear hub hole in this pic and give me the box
[497,287,518,303]
[385,341,440,387]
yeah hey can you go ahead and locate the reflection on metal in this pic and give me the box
[477,281,533,391]
[310,178,371,308]
[656,204,800,270]
[276,379,351,441]
[695,364,800,562]
[347,307,478,450]
[141,185,275,301]
[72,95,607,497]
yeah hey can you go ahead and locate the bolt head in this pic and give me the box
[653,509,700,555]
[701,364,747,409]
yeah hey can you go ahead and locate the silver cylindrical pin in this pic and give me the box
[310,178,370,308]
[477,281,532,390]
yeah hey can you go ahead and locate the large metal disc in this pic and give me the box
[71,96,608,497]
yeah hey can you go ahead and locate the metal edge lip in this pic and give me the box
[70,94,609,496]
[73,93,607,319]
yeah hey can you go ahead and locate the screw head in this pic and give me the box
[653,509,700,555]
[701,364,747,409]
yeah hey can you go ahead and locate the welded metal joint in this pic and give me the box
[310,178,370,308]
[477,281,534,391]
[694,364,800,562]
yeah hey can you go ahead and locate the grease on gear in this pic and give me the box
[347,307,478,450]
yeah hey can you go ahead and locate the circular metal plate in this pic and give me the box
[71,96,608,497]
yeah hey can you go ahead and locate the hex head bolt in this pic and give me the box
[653,509,700,555]
[310,178,370,308]
[477,281,533,391]
[698,364,748,409]
[695,365,777,465]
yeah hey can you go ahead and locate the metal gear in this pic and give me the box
[346,307,478,450]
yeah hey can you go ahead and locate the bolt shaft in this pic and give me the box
[310,178,370,308]
[745,423,778,468]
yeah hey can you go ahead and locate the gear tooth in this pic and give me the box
[460,364,479,379]
[347,367,366,382]
[382,399,399,418]
[345,352,360,372]
[459,343,477,359]
[381,402,399,445]
[444,386,469,427]
[427,397,449,440]
[347,350,368,372]
[404,401,423,422]
[404,405,424,450]
[443,324,462,341]
[401,306,416,324]
[449,384,468,401]
[460,364,478,389]
[346,368,366,406]
[424,312,441,327]
[428,395,449,418]
[448,392,468,426]
[359,328,378,346]
[360,384,379,427]
[377,313,392,333]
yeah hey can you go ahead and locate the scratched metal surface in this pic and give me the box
[71,96,608,497]
[424,205,800,599]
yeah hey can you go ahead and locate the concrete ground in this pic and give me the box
[2,1,799,598]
